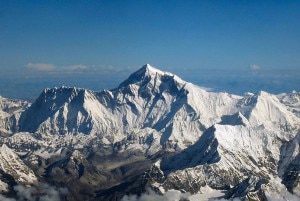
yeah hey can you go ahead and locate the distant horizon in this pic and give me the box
[0,64,299,101]
[0,1,299,100]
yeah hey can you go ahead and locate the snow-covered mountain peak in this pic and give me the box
[143,63,162,74]
[0,64,300,200]
[34,86,98,109]
[16,65,299,143]
[117,64,186,91]
[140,64,172,77]
[247,91,299,131]
[19,86,101,135]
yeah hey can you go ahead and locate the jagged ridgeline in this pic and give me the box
[0,64,299,201]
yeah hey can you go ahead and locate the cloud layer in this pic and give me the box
[26,63,137,74]
[26,63,56,72]
[121,188,191,201]
[250,64,261,71]
[121,188,235,201]
[0,183,68,201]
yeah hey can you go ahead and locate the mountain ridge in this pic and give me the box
[0,64,299,200]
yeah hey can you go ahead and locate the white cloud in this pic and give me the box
[121,188,190,201]
[121,187,231,201]
[27,63,88,72]
[11,183,68,201]
[14,185,36,200]
[250,64,261,71]
[0,195,16,201]
[26,63,135,74]
[62,64,89,71]
[26,63,56,72]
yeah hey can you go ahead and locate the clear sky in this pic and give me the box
[0,0,299,100]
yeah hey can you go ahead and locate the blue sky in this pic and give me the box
[0,0,299,100]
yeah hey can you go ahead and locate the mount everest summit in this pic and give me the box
[0,64,299,201]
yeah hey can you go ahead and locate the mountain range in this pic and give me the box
[0,64,299,201]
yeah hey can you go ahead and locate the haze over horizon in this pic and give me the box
[0,0,299,100]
